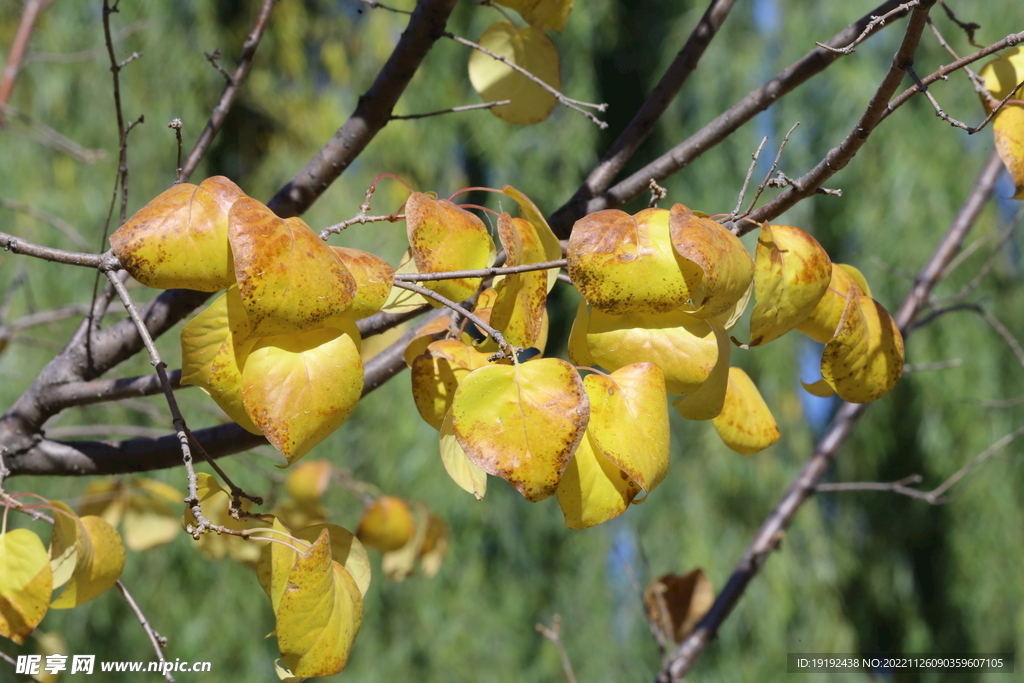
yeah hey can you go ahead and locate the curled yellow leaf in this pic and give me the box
[48,502,125,609]
[712,367,781,456]
[672,321,730,420]
[994,105,1024,199]
[490,213,548,348]
[0,528,52,645]
[796,263,870,344]
[556,431,639,529]
[502,185,564,292]
[330,247,395,320]
[644,569,714,644]
[468,21,560,125]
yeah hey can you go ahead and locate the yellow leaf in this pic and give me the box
[229,197,356,336]
[257,518,299,614]
[643,570,715,644]
[241,323,363,463]
[329,247,395,320]
[418,514,449,578]
[557,431,640,529]
[490,213,548,348]
[748,223,832,346]
[275,530,363,678]
[402,313,453,367]
[820,288,904,403]
[285,460,333,511]
[122,478,183,552]
[712,367,781,456]
[77,479,127,528]
[584,363,670,492]
[110,176,244,291]
[801,378,836,398]
[49,502,125,609]
[796,263,870,343]
[979,45,1024,103]
[406,192,495,305]
[672,321,730,420]
[468,21,560,125]
[381,502,430,582]
[440,409,488,499]
[494,0,574,32]
[274,659,306,683]
[669,204,754,319]
[502,186,564,292]
[568,208,700,314]
[412,339,494,430]
[452,358,589,501]
[994,105,1024,199]
[294,525,371,598]
[356,496,416,553]
[383,252,431,313]
[180,286,261,434]
[567,299,595,367]
[259,522,372,601]
[583,304,720,396]
[0,528,52,645]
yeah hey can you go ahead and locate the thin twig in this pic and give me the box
[0,304,90,338]
[730,136,768,217]
[927,20,995,107]
[444,32,609,129]
[394,259,567,283]
[355,0,411,14]
[904,64,1023,134]
[0,231,116,269]
[938,0,981,47]
[168,119,184,184]
[0,198,93,250]
[736,122,801,221]
[815,2,920,55]
[536,616,579,683]
[203,49,232,82]
[391,100,511,120]
[116,580,173,683]
[180,0,279,182]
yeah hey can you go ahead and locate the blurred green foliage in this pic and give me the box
[1,1,1022,681]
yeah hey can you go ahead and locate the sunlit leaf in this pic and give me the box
[556,431,639,529]
[439,409,488,499]
[411,339,493,430]
[241,322,363,463]
[584,363,670,492]
[502,185,564,291]
[275,529,363,678]
[294,525,371,598]
[582,304,720,396]
[229,197,356,336]
[568,208,700,314]
[979,45,1024,102]
[356,496,416,553]
[49,501,125,609]
[110,176,244,291]
[796,263,870,344]
[452,358,589,501]
[468,21,560,125]
[820,287,904,403]
[402,313,452,366]
[259,522,371,601]
[405,192,495,304]
[643,569,714,644]
[0,528,52,645]
[567,299,595,367]
[180,286,261,434]
[993,105,1024,199]
[711,367,781,456]
[329,247,395,320]
[257,518,300,614]
[669,204,754,318]
[801,377,836,398]
[748,223,831,346]
[672,321,730,420]
[383,252,431,313]
[494,0,574,32]
[490,213,547,348]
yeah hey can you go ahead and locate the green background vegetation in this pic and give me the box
[1,1,1022,681]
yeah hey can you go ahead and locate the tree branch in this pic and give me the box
[657,149,1004,682]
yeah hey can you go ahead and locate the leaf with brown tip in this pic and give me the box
[820,288,904,403]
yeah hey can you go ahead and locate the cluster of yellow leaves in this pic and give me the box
[468,1,573,125]
[110,177,387,464]
[1,502,125,646]
[980,46,1024,198]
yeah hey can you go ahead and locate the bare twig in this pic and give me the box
[0,198,93,250]
[730,136,768,218]
[394,259,567,283]
[203,49,232,82]
[444,32,609,129]
[927,21,995,107]
[0,231,117,269]
[0,0,55,126]
[355,0,411,14]
[913,303,1024,370]
[938,0,981,47]
[537,616,579,683]
[815,2,920,54]
[734,122,801,222]
[168,119,184,184]
[116,581,174,683]
[180,0,279,182]
[391,100,511,120]
[0,304,90,340]
[657,150,1004,682]
[904,64,1023,134]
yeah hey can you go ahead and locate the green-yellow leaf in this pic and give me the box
[669,204,754,319]
[452,358,589,501]
[275,529,363,678]
[748,223,832,346]
[49,502,125,609]
[584,363,670,492]
[493,0,574,32]
[405,192,495,304]
[556,431,640,529]
[412,340,493,430]
[180,286,261,434]
[241,322,363,463]
[569,208,700,314]
[0,528,52,645]
[110,176,244,291]
[229,197,356,336]
[259,522,371,602]
[711,367,781,456]
[440,409,488,499]
[581,303,720,396]
[502,186,564,292]
[294,525,371,598]
[672,321,730,420]
[383,252,431,313]
[468,21,560,125]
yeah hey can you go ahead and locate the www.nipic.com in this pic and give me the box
[15,654,212,675]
